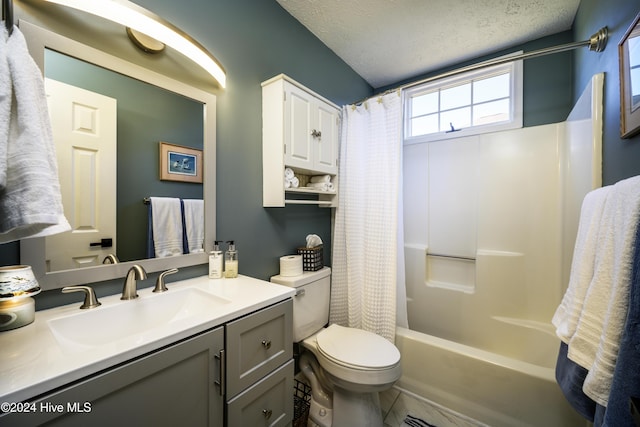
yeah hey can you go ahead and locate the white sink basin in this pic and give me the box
[48,288,230,349]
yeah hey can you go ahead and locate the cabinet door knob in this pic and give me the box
[261,339,272,349]
[262,409,273,419]
[311,129,322,138]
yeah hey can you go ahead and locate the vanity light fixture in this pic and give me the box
[41,0,227,88]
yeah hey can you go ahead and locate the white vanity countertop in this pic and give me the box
[0,275,295,404]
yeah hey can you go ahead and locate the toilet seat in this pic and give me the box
[316,324,400,370]
[303,324,402,391]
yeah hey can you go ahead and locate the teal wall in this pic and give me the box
[573,0,640,186]
[379,31,575,127]
[127,0,372,282]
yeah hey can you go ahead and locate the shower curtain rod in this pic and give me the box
[355,27,608,105]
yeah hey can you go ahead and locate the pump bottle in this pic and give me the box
[209,241,223,279]
[225,241,238,278]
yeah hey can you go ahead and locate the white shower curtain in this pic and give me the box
[330,92,408,343]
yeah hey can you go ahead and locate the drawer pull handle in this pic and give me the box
[262,339,272,349]
[262,409,273,419]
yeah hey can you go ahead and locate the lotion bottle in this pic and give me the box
[225,241,238,278]
[209,241,223,279]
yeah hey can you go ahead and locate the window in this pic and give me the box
[404,59,523,144]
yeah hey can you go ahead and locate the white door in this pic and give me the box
[45,78,117,271]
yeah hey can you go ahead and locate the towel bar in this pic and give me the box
[427,252,476,261]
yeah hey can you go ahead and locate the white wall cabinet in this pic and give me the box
[262,74,340,207]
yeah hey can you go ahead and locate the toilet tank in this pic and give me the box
[271,267,331,342]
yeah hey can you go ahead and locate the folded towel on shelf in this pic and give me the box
[150,197,184,258]
[566,175,640,406]
[182,199,204,253]
[284,168,299,189]
[553,186,611,343]
[284,167,295,180]
[310,174,331,184]
[307,182,335,192]
[0,27,70,243]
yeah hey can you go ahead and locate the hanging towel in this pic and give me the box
[0,26,70,242]
[553,186,611,342]
[568,175,640,406]
[182,199,204,253]
[0,27,10,190]
[150,197,184,258]
[596,216,640,426]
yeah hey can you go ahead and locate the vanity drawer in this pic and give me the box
[225,299,293,398]
[227,359,294,427]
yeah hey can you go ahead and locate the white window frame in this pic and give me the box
[403,57,523,145]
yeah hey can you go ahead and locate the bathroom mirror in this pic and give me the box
[19,21,217,290]
[619,12,640,138]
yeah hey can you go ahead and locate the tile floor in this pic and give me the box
[380,387,488,427]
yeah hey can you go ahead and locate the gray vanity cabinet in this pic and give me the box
[1,326,225,427]
[225,299,294,427]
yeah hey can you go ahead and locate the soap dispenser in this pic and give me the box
[209,241,223,279]
[225,241,238,278]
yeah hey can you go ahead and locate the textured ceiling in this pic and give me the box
[276,0,581,88]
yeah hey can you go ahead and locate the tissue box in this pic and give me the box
[297,245,323,271]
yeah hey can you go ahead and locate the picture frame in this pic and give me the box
[159,141,203,183]
[619,12,640,138]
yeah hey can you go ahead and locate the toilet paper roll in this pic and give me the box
[280,255,303,277]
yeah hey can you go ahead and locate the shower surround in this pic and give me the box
[398,74,603,426]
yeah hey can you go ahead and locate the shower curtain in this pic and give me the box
[330,92,408,343]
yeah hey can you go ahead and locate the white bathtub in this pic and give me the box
[394,327,587,427]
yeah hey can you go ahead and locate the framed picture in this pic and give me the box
[619,12,640,138]
[159,142,203,183]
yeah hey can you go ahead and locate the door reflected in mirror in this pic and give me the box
[44,49,204,272]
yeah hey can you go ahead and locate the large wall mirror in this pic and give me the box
[19,21,216,290]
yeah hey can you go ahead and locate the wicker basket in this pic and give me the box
[297,245,323,271]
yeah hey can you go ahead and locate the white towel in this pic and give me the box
[553,186,611,342]
[0,27,70,242]
[182,199,204,253]
[307,182,335,192]
[567,175,640,406]
[0,27,11,190]
[310,174,331,184]
[150,197,183,257]
[284,167,295,180]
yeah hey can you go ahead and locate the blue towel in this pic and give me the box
[597,217,640,426]
[555,341,596,420]
[146,203,155,258]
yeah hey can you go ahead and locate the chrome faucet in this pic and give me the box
[121,265,147,300]
[102,254,119,264]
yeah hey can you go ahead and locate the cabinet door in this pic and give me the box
[314,101,339,174]
[227,360,294,427]
[1,327,225,427]
[284,83,314,171]
[225,299,293,398]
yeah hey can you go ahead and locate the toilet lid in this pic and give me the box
[316,324,400,370]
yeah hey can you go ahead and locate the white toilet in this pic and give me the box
[271,267,401,427]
